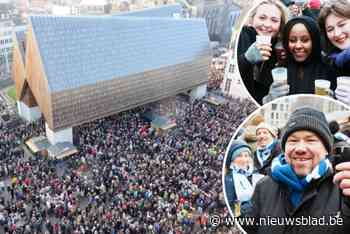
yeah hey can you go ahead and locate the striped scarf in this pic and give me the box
[256,140,277,167]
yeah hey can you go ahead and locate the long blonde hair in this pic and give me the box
[249,0,289,38]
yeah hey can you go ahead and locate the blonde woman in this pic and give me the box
[237,0,288,104]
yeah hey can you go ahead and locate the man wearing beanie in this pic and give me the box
[254,122,281,175]
[224,140,264,218]
[241,107,350,234]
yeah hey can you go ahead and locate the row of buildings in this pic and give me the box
[259,96,349,129]
[1,0,243,80]
[0,0,183,77]
[0,1,26,77]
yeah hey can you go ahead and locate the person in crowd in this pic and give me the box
[318,0,350,105]
[254,122,281,175]
[224,141,264,217]
[0,96,257,233]
[282,0,320,19]
[241,114,265,153]
[241,107,350,234]
[329,120,350,145]
[263,16,336,102]
[237,0,288,104]
[307,0,321,18]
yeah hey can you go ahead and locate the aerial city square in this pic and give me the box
[2,0,350,234]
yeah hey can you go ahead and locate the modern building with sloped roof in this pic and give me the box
[12,29,42,123]
[12,14,210,144]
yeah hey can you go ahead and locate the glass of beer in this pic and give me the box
[315,80,331,96]
[337,76,350,86]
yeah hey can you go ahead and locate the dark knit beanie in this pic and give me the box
[281,107,333,153]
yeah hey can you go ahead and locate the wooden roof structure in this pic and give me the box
[12,15,210,131]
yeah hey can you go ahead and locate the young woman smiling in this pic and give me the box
[237,0,288,104]
[319,0,350,105]
[282,16,336,94]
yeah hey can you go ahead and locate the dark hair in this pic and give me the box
[318,0,350,53]
[282,16,322,62]
[329,120,340,135]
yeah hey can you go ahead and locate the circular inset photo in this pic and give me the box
[223,94,350,233]
[235,0,350,106]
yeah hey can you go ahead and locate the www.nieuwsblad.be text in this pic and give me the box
[209,214,344,227]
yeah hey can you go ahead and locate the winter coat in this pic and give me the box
[225,171,264,216]
[241,170,350,234]
[237,26,278,104]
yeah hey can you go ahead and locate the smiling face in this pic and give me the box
[252,3,282,38]
[285,130,328,177]
[325,13,350,50]
[232,151,253,171]
[256,128,274,148]
[288,23,312,62]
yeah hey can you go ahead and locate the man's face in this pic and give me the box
[256,128,274,148]
[285,130,328,177]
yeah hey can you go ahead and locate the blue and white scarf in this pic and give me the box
[230,164,254,177]
[271,154,331,208]
[256,140,277,167]
[230,164,264,203]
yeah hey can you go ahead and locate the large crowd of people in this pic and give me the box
[0,95,256,234]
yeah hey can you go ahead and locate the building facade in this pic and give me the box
[13,14,210,144]
[220,49,249,98]
[0,18,26,76]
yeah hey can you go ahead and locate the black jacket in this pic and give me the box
[253,142,282,176]
[282,17,337,94]
[241,171,350,234]
[335,63,350,77]
[286,60,337,94]
[237,26,278,105]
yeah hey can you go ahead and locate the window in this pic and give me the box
[280,104,284,111]
[272,103,277,110]
[271,112,274,119]
[276,112,279,119]
[224,79,231,92]
[229,64,234,73]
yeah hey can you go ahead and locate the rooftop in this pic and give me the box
[30,15,210,93]
[115,4,182,18]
